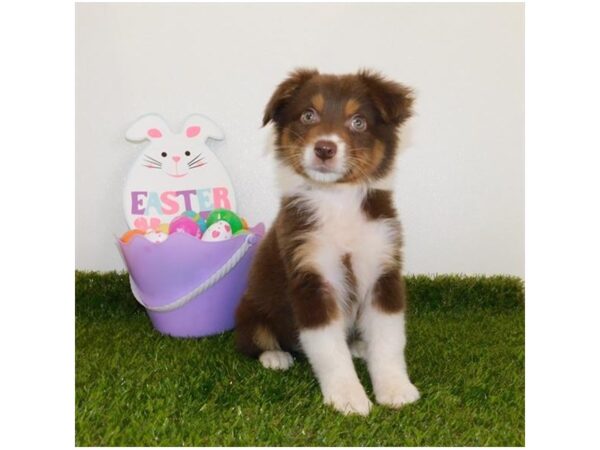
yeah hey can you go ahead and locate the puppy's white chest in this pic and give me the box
[298,186,399,308]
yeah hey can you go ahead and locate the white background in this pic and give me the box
[76,2,524,276]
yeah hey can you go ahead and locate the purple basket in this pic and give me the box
[117,223,264,338]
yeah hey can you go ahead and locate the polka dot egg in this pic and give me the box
[201,220,233,242]
[144,230,169,243]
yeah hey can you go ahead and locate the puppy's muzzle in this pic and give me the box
[314,140,338,161]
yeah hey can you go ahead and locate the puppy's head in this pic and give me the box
[263,69,414,184]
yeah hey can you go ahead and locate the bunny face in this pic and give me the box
[123,114,237,229]
[139,126,212,178]
[127,114,225,179]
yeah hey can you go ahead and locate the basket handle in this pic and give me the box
[129,233,258,313]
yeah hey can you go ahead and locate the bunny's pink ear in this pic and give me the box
[148,128,163,138]
[181,114,224,142]
[126,114,170,142]
[186,126,201,138]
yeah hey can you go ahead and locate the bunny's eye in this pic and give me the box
[185,151,191,156]
[161,152,167,157]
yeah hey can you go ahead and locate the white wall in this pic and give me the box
[75,3,524,276]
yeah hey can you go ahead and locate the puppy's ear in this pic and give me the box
[359,69,414,126]
[263,68,319,126]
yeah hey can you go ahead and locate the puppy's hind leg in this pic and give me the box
[236,318,294,371]
[255,324,294,371]
[259,349,294,371]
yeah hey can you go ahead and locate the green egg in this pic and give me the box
[206,208,244,234]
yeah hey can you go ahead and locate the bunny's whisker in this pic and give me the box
[188,158,205,167]
[188,154,204,165]
[144,155,162,164]
[144,157,162,165]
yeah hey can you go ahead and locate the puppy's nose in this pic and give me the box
[172,156,181,163]
[314,140,337,161]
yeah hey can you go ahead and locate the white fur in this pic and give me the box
[302,133,347,183]
[359,309,420,408]
[275,162,305,194]
[304,169,344,183]
[291,183,400,320]
[369,169,396,191]
[299,321,372,416]
[259,351,294,371]
[272,160,418,415]
[349,339,368,359]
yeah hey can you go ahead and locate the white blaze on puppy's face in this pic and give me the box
[303,134,347,183]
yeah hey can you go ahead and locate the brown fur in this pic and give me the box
[361,188,397,220]
[342,253,358,305]
[312,94,325,112]
[235,69,413,358]
[262,68,413,184]
[344,98,361,116]
[372,269,406,313]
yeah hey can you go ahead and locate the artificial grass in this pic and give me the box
[75,272,524,447]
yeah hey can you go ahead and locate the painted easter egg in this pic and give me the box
[196,215,208,233]
[158,223,169,234]
[206,208,244,234]
[182,210,200,221]
[201,220,233,242]
[181,210,208,232]
[120,229,145,243]
[144,230,169,243]
[169,215,202,238]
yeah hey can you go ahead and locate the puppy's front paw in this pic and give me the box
[259,351,294,371]
[375,379,420,408]
[323,381,372,416]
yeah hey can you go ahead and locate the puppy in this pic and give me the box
[235,69,419,416]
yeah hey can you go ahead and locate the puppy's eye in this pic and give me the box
[350,115,367,132]
[161,152,167,157]
[185,151,191,156]
[300,108,320,125]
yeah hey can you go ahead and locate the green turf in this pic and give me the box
[75,272,524,446]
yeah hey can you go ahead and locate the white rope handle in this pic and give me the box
[129,233,257,313]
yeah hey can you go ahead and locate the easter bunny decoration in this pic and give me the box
[123,114,237,229]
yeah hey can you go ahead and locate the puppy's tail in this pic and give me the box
[234,297,281,358]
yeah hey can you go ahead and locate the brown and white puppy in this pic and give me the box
[235,69,419,416]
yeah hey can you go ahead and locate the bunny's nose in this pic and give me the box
[172,156,181,163]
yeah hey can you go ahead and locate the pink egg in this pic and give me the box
[168,216,202,238]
